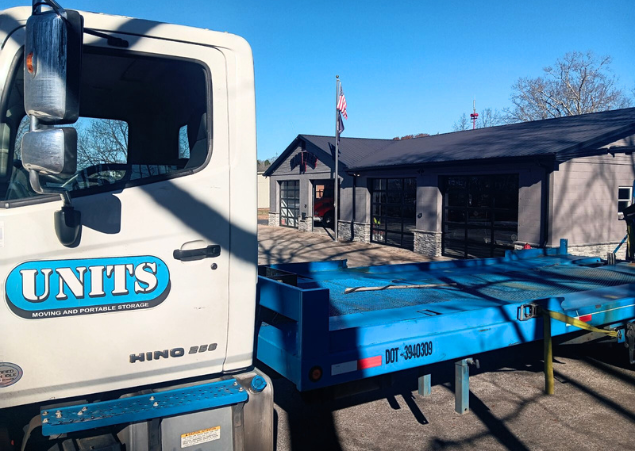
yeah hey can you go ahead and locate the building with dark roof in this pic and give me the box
[264,108,635,258]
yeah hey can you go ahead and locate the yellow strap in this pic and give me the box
[539,307,618,338]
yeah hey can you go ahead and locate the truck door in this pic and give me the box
[0,12,254,408]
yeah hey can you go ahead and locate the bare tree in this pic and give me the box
[453,108,506,131]
[257,159,272,172]
[14,117,128,168]
[76,119,128,168]
[478,108,506,128]
[507,51,632,122]
[452,113,470,131]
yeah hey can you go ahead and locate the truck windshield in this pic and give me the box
[1,47,209,202]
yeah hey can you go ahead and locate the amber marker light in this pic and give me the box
[26,52,35,74]
[309,366,323,382]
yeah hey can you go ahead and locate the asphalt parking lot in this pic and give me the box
[257,225,635,451]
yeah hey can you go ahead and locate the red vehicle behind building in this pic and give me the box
[314,182,334,228]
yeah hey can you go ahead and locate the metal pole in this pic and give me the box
[543,313,554,395]
[418,374,432,397]
[454,359,469,414]
[334,76,340,241]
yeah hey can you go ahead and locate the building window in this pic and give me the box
[442,174,519,259]
[370,178,416,250]
[280,180,300,228]
[618,186,632,212]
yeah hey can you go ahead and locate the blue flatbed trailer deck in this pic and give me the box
[256,241,635,394]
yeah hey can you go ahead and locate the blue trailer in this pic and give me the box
[256,240,635,413]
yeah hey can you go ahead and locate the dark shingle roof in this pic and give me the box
[351,107,635,170]
[265,108,635,175]
[263,134,394,176]
[300,135,395,168]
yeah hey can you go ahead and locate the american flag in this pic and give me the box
[337,85,348,120]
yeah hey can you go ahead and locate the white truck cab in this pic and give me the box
[0,3,271,450]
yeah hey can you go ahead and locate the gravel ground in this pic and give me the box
[257,225,635,451]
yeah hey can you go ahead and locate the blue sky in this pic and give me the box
[57,1,635,160]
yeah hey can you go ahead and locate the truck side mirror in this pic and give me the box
[21,5,84,247]
[22,7,83,178]
[24,9,83,124]
[21,127,77,177]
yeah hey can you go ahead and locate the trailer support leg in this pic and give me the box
[455,359,470,414]
[543,313,554,395]
[418,374,431,397]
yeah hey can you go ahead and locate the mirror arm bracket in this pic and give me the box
[32,0,66,18]
[28,169,72,207]
[29,169,81,247]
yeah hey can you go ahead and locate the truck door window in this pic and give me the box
[1,48,209,203]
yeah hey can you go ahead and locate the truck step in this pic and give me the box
[41,379,248,435]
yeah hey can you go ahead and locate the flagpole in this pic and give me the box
[334,75,340,241]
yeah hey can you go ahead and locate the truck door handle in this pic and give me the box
[173,245,221,261]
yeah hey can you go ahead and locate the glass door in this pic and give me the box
[280,180,300,228]
[370,178,416,250]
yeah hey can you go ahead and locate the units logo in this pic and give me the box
[5,256,170,319]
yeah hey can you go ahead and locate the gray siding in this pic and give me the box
[339,176,362,223]
[416,173,441,233]
[518,167,545,246]
[354,177,370,224]
[551,153,635,246]
[268,177,278,213]
[268,143,333,177]
[268,140,348,222]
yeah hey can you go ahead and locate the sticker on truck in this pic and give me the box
[5,256,170,319]
[331,355,382,376]
[181,426,220,448]
[0,362,23,387]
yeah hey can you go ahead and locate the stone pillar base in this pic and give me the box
[337,221,371,242]
[414,230,442,257]
[514,241,626,260]
[268,213,279,227]
[566,242,626,260]
[298,218,313,233]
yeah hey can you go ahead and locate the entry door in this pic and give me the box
[0,23,247,407]
[280,180,300,228]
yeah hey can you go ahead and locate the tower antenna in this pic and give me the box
[470,98,479,130]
